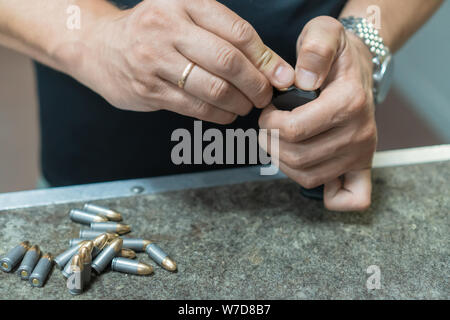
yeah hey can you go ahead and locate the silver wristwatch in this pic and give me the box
[340,16,394,105]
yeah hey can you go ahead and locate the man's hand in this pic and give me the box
[67,0,294,124]
[258,16,377,211]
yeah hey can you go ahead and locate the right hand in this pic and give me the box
[68,0,295,124]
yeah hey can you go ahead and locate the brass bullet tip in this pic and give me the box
[106,233,119,240]
[120,248,136,259]
[93,215,109,222]
[32,278,40,286]
[105,211,123,222]
[161,257,177,272]
[79,247,91,263]
[20,241,31,249]
[21,270,28,277]
[116,224,131,235]
[109,238,123,252]
[83,203,123,221]
[71,254,83,272]
[2,262,9,269]
[80,240,94,253]
[30,245,41,255]
[93,234,108,250]
[137,262,154,275]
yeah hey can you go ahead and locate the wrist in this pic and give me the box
[49,3,124,79]
[345,30,374,87]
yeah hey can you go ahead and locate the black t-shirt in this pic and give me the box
[36,0,346,187]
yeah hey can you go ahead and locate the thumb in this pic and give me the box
[323,169,372,212]
[295,16,345,90]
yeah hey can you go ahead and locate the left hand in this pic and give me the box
[258,16,377,211]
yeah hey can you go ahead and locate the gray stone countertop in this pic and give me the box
[0,162,449,299]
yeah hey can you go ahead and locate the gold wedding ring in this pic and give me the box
[178,62,196,89]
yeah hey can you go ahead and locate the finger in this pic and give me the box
[185,0,295,88]
[295,16,345,90]
[275,126,347,169]
[276,153,370,190]
[175,25,273,108]
[324,170,372,212]
[158,52,253,116]
[159,79,237,125]
[259,80,359,142]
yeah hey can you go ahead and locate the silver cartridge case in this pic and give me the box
[83,204,123,221]
[69,209,107,225]
[122,238,152,252]
[0,241,30,272]
[78,229,119,240]
[89,222,131,235]
[29,253,53,287]
[145,243,177,272]
[91,238,123,274]
[17,245,41,280]
[54,241,87,269]
[111,257,153,275]
[69,238,84,247]
[62,255,75,278]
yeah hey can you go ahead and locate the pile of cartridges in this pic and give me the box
[0,241,52,287]
[0,204,177,295]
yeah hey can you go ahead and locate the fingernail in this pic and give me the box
[297,69,318,90]
[275,65,294,86]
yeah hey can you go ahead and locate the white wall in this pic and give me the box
[393,1,450,142]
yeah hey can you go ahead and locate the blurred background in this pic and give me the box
[0,2,449,193]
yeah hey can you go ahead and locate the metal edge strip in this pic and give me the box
[0,166,285,211]
[0,145,449,211]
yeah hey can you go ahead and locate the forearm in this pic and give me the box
[340,0,443,52]
[0,0,120,73]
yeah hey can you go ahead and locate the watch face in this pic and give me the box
[375,55,394,104]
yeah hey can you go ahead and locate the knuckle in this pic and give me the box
[360,122,377,145]
[192,100,212,118]
[231,19,255,46]
[301,39,335,60]
[133,43,153,62]
[349,85,369,114]
[283,119,303,142]
[252,78,272,107]
[145,81,162,95]
[131,80,150,98]
[255,48,274,69]
[208,77,230,102]
[300,174,321,189]
[320,16,344,31]
[285,152,307,170]
[216,45,239,75]
[308,16,344,33]
[137,9,167,29]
